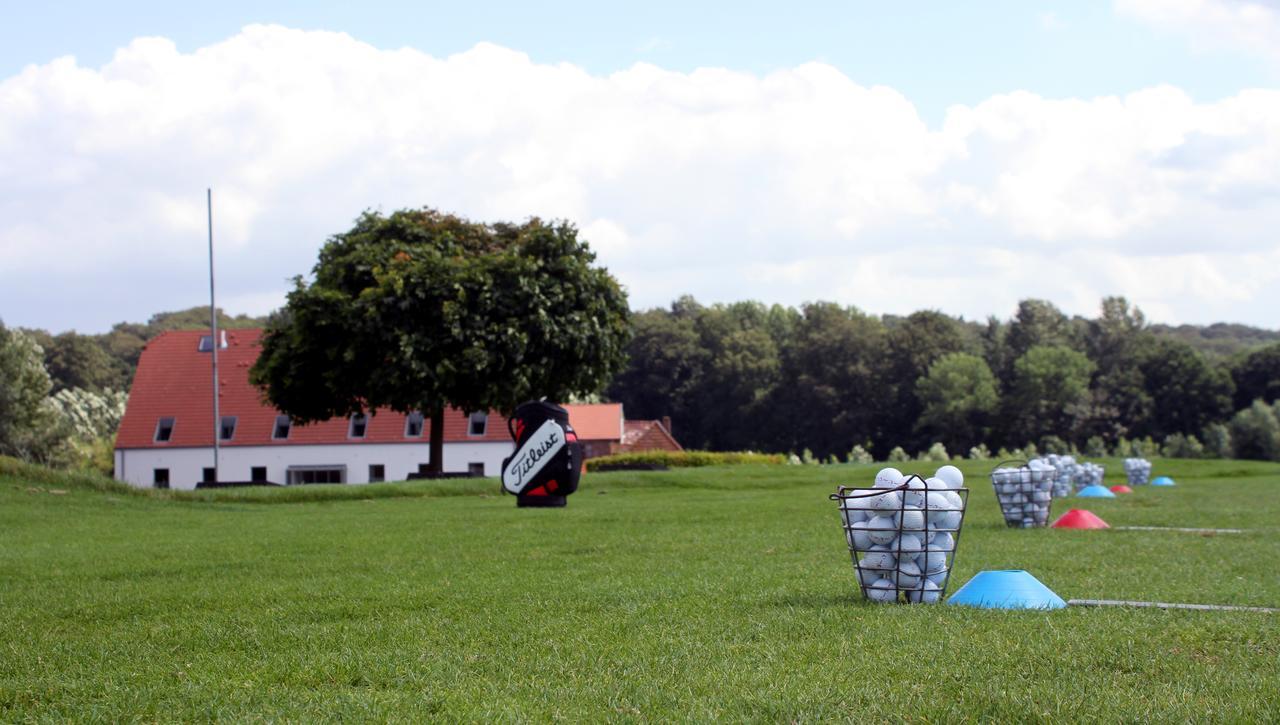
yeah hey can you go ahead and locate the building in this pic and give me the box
[113,329,679,490]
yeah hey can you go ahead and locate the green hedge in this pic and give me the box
[586,450,786,471]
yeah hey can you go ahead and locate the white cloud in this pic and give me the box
[1,24,1279,331]
[1116,0,1280,62]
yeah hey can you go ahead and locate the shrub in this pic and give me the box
[1084,436,1108,458]
[967,443,991,460]
[1202,423,1233,459]
[801,448,817,465]
[1161,433,1205,459]
[887,446,910,462]
[918,442,949,462]
[1228,400,1280,462]
[585,450,787,471]
[1038,435,1069,455]
[846,445,873,464]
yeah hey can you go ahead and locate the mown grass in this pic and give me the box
[1,457,1278,721]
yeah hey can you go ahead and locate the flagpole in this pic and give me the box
[208,188,219,483]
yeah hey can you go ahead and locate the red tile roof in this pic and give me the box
[622,419,683,452]
[563,403,623,441]
[115,329,513,449]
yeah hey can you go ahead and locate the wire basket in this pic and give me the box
[1075,462,1105,491]
[990,460,1054,528]
[830,476,968,604]
[1038,454,1076,498]
[1123,458,1152,486]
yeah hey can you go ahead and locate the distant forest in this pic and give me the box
[18,298,1280,460]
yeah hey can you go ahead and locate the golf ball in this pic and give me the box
[899,507,926,532]
[896,559,922,588]
[907,579,941,603]
[866,579,897,602]
[935,465,964,489]
[866,516,898,545]
[874,467,904,489]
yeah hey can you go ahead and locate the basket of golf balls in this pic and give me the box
[1035,453,1077,498]
[990,460,1054,527]
[1075,462,1105,491]
[830,466,968,604]
[1123,457,1152,486]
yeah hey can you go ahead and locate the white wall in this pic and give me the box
[114,441,514,490]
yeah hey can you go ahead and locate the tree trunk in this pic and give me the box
[429,407,445,476]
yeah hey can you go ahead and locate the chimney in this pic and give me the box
[662,416,672,435]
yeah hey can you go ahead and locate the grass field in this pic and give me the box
[3,457,1279,721]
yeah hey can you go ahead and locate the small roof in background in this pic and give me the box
[564,403,623,441]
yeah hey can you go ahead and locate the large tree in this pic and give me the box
[915,352,999,452]
[0,321,64,462]
[250,209,631,474]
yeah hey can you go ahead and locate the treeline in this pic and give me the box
[607,296,1280,462]
[0,308,266,472]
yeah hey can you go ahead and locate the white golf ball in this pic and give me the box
[907,579,941,603]
[842,503,869,525]
[893,532,924,556]
[920,548,948,574]
[926,570,949,587]
[899,507,926,532]
[935,465,964,489]
[929,532,955,552]
[860,548,896,574]
[874,467,904,488]
[866,579,897,602]
[896,559,922,588]
[866,516,898,545]
[847,521,873,550]
[902,477,927,508]
[868,490,903,513]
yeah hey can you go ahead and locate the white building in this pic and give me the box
[113,329,672,490]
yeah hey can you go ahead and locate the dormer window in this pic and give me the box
[405,412,424,438]
[197,331,228,352]
[468,411,488,437]
[273,416,292,440]
[349,413,368,439]
[154,417,175,442]
[220,416,237,441]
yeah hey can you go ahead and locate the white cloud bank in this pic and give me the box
[2,24,1279,331]
[1117,0,1280,63]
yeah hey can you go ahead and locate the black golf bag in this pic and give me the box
[501,400,583,508]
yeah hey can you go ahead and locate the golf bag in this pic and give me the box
[501,400,583,508]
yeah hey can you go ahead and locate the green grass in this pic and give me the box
[2,457,1279,721]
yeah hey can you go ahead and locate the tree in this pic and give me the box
[1232,343,1280,410]
[607,304,708,445]
[1228,400,1280,462]
[883,310,972,450]
[0,321,64,462]
[250,209,631,474]
[1002,345,1095,445]
[769,303,890,458]
[915,352,999,452]
[1136,339,1234,439]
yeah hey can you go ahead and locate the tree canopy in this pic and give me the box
[250,208,631,473]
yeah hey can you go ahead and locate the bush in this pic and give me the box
[1228,400,1280,462]
[1039,435,1069,455]
[585,450,787,471]
[846,445,873,464]
[887,446,910,462]
[1161,433,1205,459]
[967,444,991,460]
[918,442,949,462]
[1084,436,1108,458]
[1202,423,1233,459]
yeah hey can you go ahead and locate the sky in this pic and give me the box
[2,0,1280,333]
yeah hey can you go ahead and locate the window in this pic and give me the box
[349,413,368,439]
[273,415,292,440]
[287,467,345,485]
[154,417,175,442]
[251,466,267,483]
[468,411,488,436]
[405,412,424,438]
[197,331,227,352]
[468,462,485,477]
[202,467,216,483]
[153,469,170,489]
[369,464,385,483]
[220,416,237,441]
